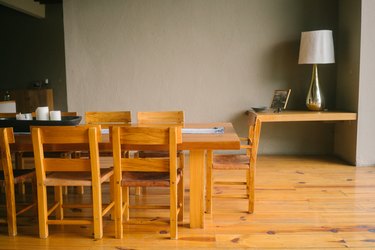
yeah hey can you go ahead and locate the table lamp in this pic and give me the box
[298,30,335,111]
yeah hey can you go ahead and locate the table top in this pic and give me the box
[11,122,240,152]
[252,110,357,122]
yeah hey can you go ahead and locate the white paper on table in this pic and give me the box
[182,127,224,134]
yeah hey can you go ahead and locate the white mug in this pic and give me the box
[35,106,49,120]
[50,110,62,121]
[24,113,33,120]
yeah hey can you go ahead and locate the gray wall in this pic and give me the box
[0,3,67,111]
[356,0,375,166]
[63,0,340,155]
[334,0,361,164]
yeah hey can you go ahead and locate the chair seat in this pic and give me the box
[121,170,182,187]
[213,154,250,170]
[44,168,113,186]
[0,169,35,184]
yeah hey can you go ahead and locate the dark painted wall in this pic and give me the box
[0,3,67,111]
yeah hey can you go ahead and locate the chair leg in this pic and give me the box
[115,181,123,239]
[54,186,64,219]
[205,150,213,214]
[123,187,129,221]
[92,183,103,240]
[177,171,184,222]
[247,164,255,214]
[135,187,142,196]
[15,152,25,195]
[37,183,49,238]
[109,177,115,220]
[170,179,178,239]
[5,181,17,236]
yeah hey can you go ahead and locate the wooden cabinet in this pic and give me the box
[15,89,54,113]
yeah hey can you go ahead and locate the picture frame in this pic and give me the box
[270,89,291,111]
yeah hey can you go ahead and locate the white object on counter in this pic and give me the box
[50,110,62,121]
[36,106,49,120]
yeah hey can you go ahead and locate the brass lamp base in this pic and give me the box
[306,64,324,111]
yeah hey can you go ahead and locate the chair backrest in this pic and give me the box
[111,126,180,174]
[85,111,131,128]
[0,127,15,182]
[31,126,102,180]
[137,111,184,125]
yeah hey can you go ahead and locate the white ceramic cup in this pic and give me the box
[24,113,33,120]
[50,110,62,121]
[35,106,49,120]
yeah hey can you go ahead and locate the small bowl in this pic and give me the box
[251,106,268,112]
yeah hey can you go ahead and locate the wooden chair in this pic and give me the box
[31,125,114,239]
[206,110,259,214]
[85,111,131,128]
[16,112,79,195]
[136,111,185,194]
[112,126,184,239]
[0,127,36,236]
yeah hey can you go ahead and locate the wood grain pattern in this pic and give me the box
[1,155,375,249]
[255,111,357,122]
[85,111,131,125]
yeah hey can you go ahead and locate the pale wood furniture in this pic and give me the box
[0,127,35,236]
[112,126,184,239]
[254,110,357,122]
[136,111,185,194]
[137,111,184,125]
[31,126,114,239]
[206,110,259,214]
[11,122,240,229]
[251,110,357,158]
[85,111,131,128]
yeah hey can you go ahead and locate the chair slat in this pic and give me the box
[121,158,169,172]
[137,111,184,125]
[38,126,102,144]
[118,126,170,145]
[85,111,131,124]
[44,158,91,172]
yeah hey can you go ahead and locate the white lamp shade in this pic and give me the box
[298,30,335,64]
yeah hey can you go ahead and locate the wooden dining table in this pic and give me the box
[10,122,240,229]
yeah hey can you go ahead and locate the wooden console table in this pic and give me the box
[249,110,357,157]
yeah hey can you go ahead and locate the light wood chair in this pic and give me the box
[16,112,79,195]
[112,126,184,239]
[85,111,131,128]
[0,127,36,236]
[31,125,114,239]
[206,110,259,214]
[136,111,185,195]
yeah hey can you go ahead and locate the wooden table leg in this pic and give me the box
[189,150,205,228]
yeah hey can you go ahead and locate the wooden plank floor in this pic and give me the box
[1,155,375,249]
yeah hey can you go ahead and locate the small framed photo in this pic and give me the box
[270,89,291,111]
